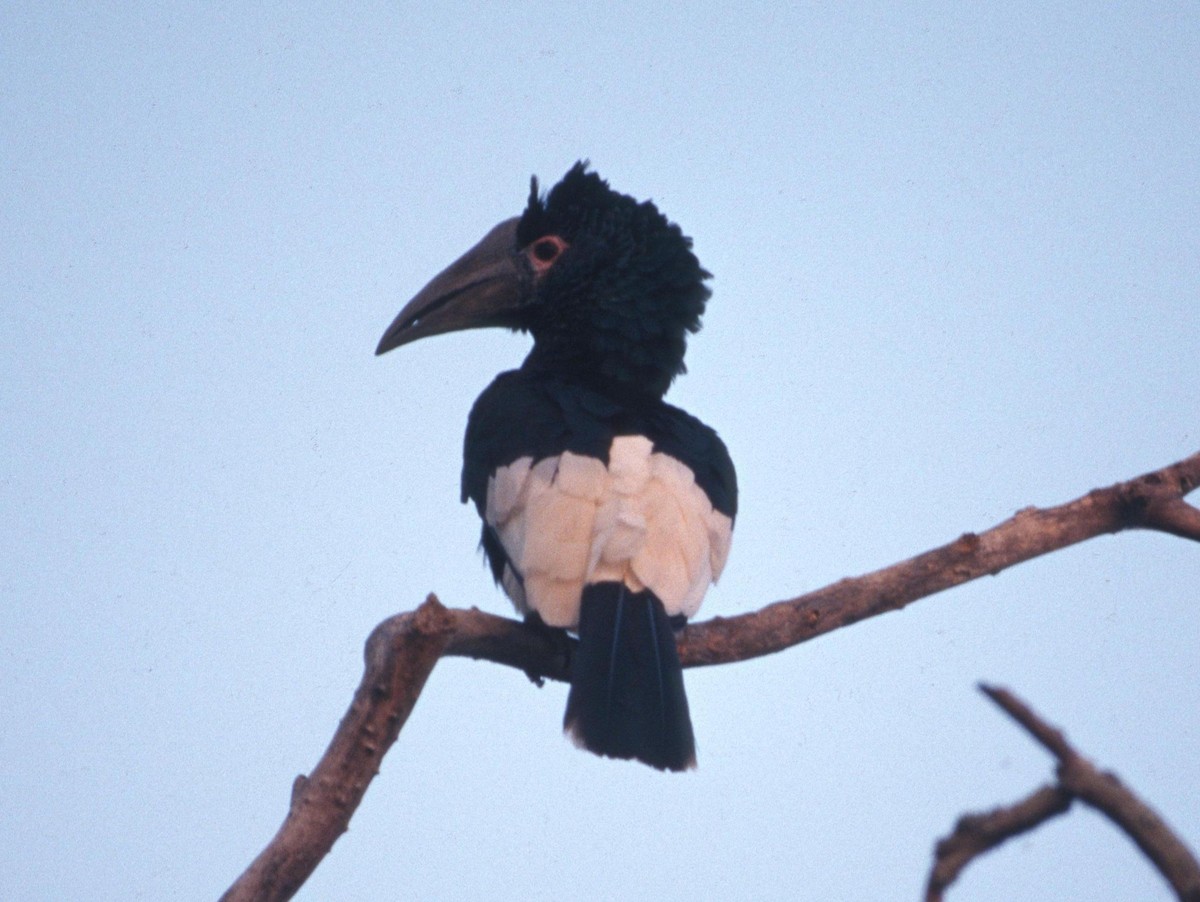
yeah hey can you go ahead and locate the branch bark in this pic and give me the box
[926,784,1073,902]
[674,450,1200,667]
[220,600,455,902]
[223,450,1200,901]
[981,685,1200,901]
[927,686,1200,901]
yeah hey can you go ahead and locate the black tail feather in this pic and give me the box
[563,582,696,771]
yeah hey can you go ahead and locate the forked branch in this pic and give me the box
[926,686,1200,901]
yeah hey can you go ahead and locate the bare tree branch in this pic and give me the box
[674,450,1200,667]
[220,599,455,902]
[926,685,1200,901]
[223,450,1200,901]
[444,450,1200,678]
[1142,496,1200,542]
[925,784,1073,902]
[981,685,1200,901]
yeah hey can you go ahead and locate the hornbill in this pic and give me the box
[376,163,736,771]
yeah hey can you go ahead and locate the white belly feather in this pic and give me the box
[484,435,733,628]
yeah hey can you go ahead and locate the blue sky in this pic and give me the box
[3,4,1198,900]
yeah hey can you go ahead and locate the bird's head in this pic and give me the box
[376,162,711,398]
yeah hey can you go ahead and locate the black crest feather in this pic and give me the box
[517,162,712,397]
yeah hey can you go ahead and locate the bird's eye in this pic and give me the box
[528,235,568,272]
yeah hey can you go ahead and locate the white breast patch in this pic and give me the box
[484,435,733,629]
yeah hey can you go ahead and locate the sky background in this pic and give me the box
[3,3,1198,900]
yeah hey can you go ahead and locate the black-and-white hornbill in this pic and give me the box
[376,163,736,771]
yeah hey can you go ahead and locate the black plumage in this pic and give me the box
[564,583,694,771]
[377,163,737,771]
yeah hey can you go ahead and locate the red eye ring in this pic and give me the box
[527,235,569,273]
